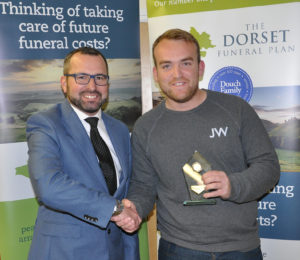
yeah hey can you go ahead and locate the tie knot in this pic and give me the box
[85,117,99,128]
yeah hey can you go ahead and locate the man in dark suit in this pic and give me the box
[26,47,141,260]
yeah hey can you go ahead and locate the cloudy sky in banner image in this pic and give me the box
[250,86,300,124]
[0,59,140,93]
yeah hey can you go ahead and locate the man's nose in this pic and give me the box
[86,77,97,90]
[172,65,182,78]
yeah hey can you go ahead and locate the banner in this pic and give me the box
[146,0,300,259]
[0,1,143,259]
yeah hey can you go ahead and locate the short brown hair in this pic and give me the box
[63,47,108,75]
[152,28,201,66]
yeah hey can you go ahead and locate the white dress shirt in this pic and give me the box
[71,105,121,187]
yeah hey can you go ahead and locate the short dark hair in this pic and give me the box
[152,28,201,66]
[63,47,108,75]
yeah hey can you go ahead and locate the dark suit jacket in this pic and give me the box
[26,100,139,260]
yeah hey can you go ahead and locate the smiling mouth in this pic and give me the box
[82,92,101,101]
[85,94,97,99]
[172,81,186,87]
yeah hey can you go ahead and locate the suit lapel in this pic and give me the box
[60,101,109,191]
[102,113,128,194]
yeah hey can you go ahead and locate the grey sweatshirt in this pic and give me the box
[128,90,280,252]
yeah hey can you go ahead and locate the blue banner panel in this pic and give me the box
[258,172,300,240]
[0,0,140,59]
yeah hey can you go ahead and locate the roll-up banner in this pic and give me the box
[146,0,300,259]
[0,1,144,259]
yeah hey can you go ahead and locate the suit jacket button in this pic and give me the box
[107,229,111,234]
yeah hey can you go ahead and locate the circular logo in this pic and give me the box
[208,66,253,102]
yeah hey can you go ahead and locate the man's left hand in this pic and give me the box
[202,170,231,199]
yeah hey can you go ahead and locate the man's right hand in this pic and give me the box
[110,199,141,233]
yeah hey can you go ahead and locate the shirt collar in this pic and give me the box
[70,103,102,121]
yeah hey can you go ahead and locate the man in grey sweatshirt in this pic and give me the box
[126,29,280,260]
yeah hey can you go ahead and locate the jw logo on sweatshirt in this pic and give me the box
[209,127,228,138]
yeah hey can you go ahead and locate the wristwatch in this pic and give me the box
[112,200,124,216]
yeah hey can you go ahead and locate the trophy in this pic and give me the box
[182,151,216,206]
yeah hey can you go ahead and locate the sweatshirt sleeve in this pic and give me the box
[127,122,158,219]
[228,101,280,203]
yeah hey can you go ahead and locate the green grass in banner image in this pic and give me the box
[276,149,300,172]
[0,199,38,260]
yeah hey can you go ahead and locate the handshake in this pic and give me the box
[110,199,141,233]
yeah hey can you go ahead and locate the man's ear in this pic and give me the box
[199,60,205,80]
[60,75,67,96]
[153,66,158,82]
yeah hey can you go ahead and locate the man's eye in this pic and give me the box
[95,75,105,80]
[161,64,170,70]
[77,75,88,80]
[183,62,192,66]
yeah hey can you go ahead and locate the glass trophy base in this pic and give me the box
[183,199,216,206]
